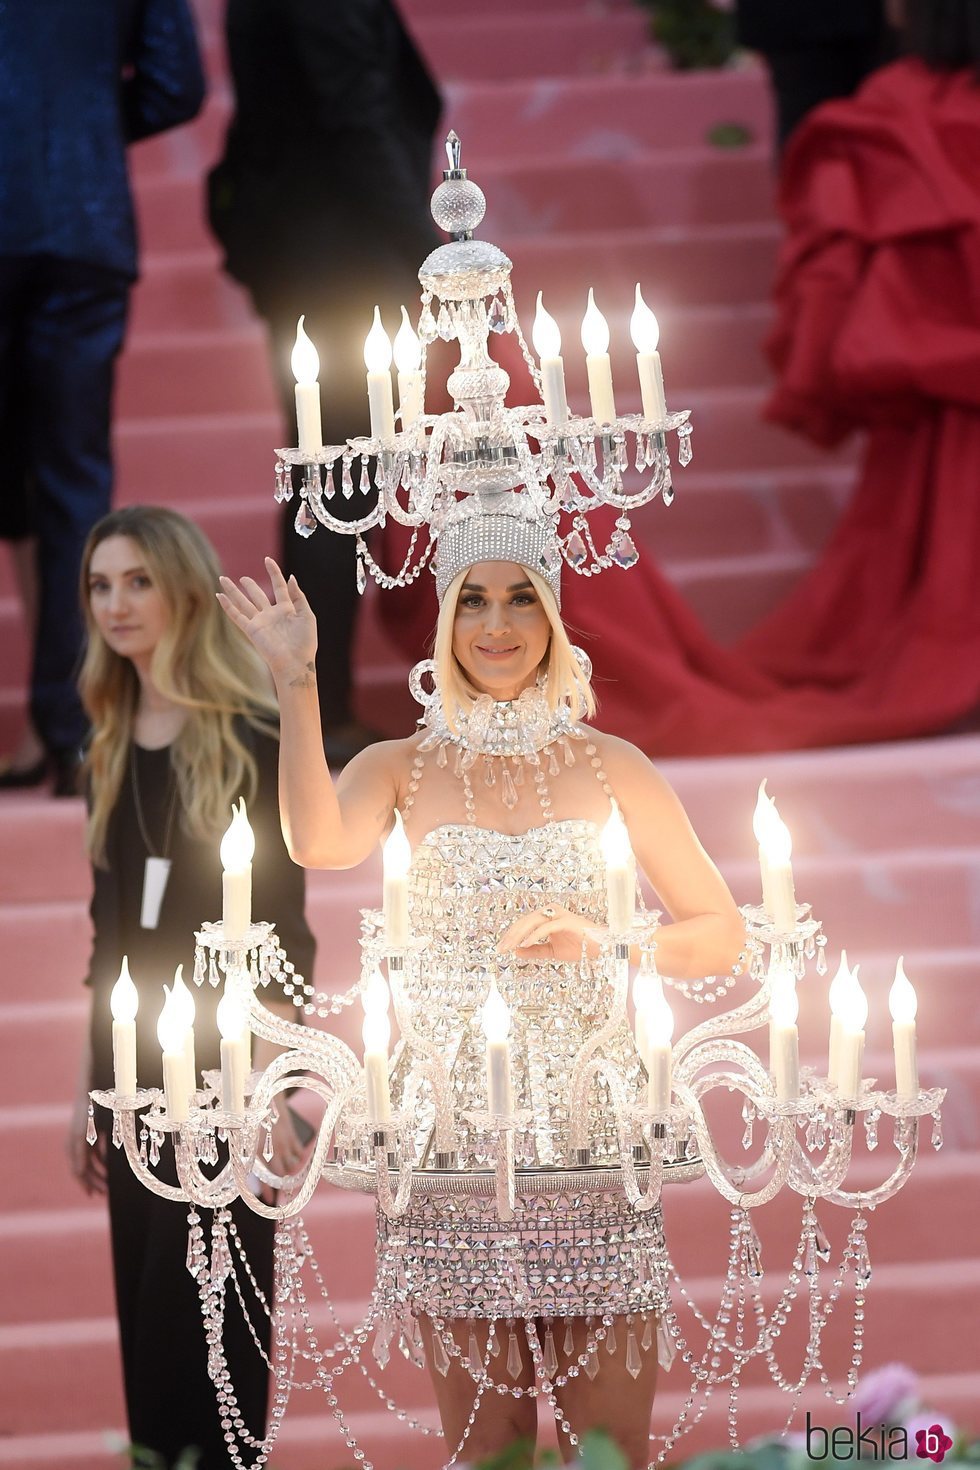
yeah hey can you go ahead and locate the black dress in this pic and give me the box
[85,725,315,1469]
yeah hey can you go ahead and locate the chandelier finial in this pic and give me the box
[445,129,462,176]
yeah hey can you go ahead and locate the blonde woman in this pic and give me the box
[68,507,314,1470]
[220,526,746,1469]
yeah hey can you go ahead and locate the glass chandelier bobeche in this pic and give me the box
[90,135,944,1468]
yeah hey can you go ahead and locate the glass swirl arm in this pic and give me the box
[118,1109,189,1203]
[817,1122,920,1210]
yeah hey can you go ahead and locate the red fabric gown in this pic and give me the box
[380,60,980,755]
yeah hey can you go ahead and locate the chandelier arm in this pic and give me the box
[228,1084,352,1220]
[309,496,383,537]
[247,996,362,1091]
[672,986,771,1077]
[816,1122,920,1209]
[568,953,630,1151]
[118,1107,189,1203]
[386,962,458,1155]
[678,1081,796,1208]
[785,1121,855,1197]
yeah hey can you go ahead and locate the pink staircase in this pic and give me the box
[2,1,978,1464]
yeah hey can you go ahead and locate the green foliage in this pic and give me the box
[579,1429,630,1470]
[706,122,754,148]
[640,0,737,70]
[123,1446,201,1470]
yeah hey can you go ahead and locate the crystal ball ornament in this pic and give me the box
[430,177,487,236]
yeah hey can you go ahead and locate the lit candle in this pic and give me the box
[756,788,796,933]
[291,316,322,455]
[769,971,800,1101]
[837,966,868,1101]
[532,292,569,427]
[482,978,513,1116]
[382,809,411,948]
[630,284,667,424]
[362,967,392,1125]
[217,986,248,1115]
[827,950,851,1087]
[157,984,190,1124]
[601,798,635,934]
[364,306,396,442]
[644,981,674,1113]
[393,305,424,429]
[220,798,255,941]
[110,955,138,1097]
[171,964,197,1096]
[632,953,659,1064]
[752,780,774,908]
[581,287,616,425]
[889,956,919,1099]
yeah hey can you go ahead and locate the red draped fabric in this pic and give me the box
[380,61,980,755]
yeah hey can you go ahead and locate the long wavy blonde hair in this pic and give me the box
[79,506,278,865]
[433,563,597,732]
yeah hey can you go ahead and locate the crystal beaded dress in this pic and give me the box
[371,806,669,1329]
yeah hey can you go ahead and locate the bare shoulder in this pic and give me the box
[586,729,674,802]
[334,731,420,802]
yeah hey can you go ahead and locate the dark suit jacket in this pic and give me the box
[0,0,205,279]
[736,0,884,52]
[208,0,442,299]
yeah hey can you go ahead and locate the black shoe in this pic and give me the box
[51,748,84,798]
[0,754,48,790]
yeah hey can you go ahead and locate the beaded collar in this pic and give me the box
[408,654,591,757]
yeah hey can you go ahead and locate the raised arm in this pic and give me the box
[217,559,397,868]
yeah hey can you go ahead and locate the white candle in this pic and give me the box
[393,305,424,429]
[364,306,396,441]
[630,284,667,424]
[220,798,255,941]
[837,966,868,1101]
[291,316,322,455]
[217,986,248,1115]
[644,981,674,1113]
[632,956,659,1064]
[482,979,513,1117]
[756,786,796,933]
[532,292,569,426]
[157,984,190,1123]
[889,956,919,1099]
[769,972,800,1101]
[752,780,774,908]
[362,967,392,1125]
[382,809,411,948]
[110,954,139,1097]
[600,798,635,934]
[581,287,616,425]
[827,950,851,1085]
[171,964,197,1096]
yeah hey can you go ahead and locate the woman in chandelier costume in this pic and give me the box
[218,502,748,1464]
[69,506,316,1470]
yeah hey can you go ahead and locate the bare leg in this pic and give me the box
[420,1315,537,1461]
[552,1315,659,1468]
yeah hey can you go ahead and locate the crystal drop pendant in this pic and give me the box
[86,1103,97,1146]
[436,304,454,341]
[662,474,675,508]
[468,1328,482,1377]
[355,556,367,595]
[359,458,371,494]
[583,1346,600,1380]
[341,459,354,498]
[418,304,436,342]
[543,1326,558,1378]
[626,1327,642,1379]
[489,1323,501,1357]
[186,1230,198,1276]
[814,1215,832,1262]
[745,1235,764,1281]
[484,755,496,787]
[548,747,560,778]
[609,529,639,569]
[506,1328,523,1380]
[149,1132,161,1167]
[656,1319,676,1371]
[678,429,693,466]
[274,462,293,504]
[865,1110,879,1151]
[605,1321,617,1355]
[565,529,588,569]
[641,1315,654,1351]
[488,296,507,334]
[512,757,524,786]
[429,1330,449,1376]
[816,943,828,975]
[294,501,316,538]
[854,1234,872,1285]
[562,738,576,767]
[563,1320,575,1355]
[932,1112,943,1149]
[501,766,519,810]
[436,742,448,768]
[374,1320,394,1371]
[803,1234,819,1278]
[112,1113,122,1149]
[264,1125,274,1160]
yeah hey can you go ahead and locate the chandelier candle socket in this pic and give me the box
[890,957,919,1098]
[382,810,411,948]
[770,972,801,1101]
[171,963,197,1090]
[217,986,249,1115]
[364,306,396,442]
[482,978,514,1116]
[220,799,254,941]
[158,983,190,1123]
[601,799,636,934]
[109,955,139,1097]
[532,292,569,426]
[362,968,392,1125]
[581,288,617,425]
[644,978,674,1113]
[828,950,851,1086]
[630,284,667,424]
[291,316,322,456]
[393,306,424,428]
[837,966,868,1100]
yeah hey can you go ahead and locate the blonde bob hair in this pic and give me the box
[433,563,596,732]
[79,506,278,865]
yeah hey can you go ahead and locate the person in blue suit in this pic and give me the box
[0,0,205,795]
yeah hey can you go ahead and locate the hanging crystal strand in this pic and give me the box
[852,1217,872,1285]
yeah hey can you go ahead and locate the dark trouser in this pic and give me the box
[0,254,129,752]
[107,1137,274,1469]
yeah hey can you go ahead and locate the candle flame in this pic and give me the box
[829,950,852,1016]
[383,809,411,878]
[532,291,562,360]
[889,956,918,1024]
[110,954,139,1023]
[754,784,792,864]
[290,315,320,386]
[217,986,247,1042]
[581,287,610,356]
[364,305,393,373]
[630,283,660,355]
[600,798,633,866]
[157,983,186,1054]
[220,798,255,872]
[840,964,868,1032]
[482,979,511,1043]
[393,305,422,374]
[171,964,196,1030]
[752,779,774,844]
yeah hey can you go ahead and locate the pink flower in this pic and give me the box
[852,1363,920,1425]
